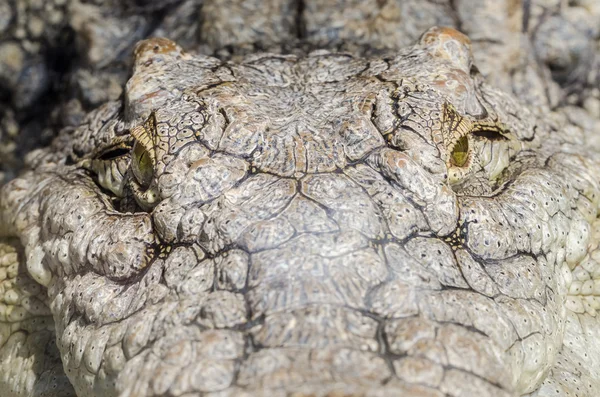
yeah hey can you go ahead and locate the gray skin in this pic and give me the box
[2,0,600,184]
[1,5,600,397]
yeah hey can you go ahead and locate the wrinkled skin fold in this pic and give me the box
[1,26,600,397]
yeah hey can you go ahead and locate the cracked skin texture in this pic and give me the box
[1,26,600,397]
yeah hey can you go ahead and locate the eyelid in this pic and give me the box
[96,146,131,161]
[470,123,509,141]
[88,136,133,161]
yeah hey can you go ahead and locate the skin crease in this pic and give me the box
[0,2,600,397]
[2,0,600,184]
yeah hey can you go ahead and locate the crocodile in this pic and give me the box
[2,0,600,184]
[1,18,600,397]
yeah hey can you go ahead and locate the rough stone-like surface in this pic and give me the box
[1,0,599,183]
[1,2,600,397]
[0,239,73,397]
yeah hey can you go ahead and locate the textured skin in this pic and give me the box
[1,26,600,397]
[1,2,600,397]
[2,0,599,183]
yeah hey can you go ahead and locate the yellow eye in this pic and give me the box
[450,135,469,167]
[132,141,154,188]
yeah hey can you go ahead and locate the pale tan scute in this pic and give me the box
[0,239,74,397]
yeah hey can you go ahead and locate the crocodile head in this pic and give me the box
[1,27,599,397]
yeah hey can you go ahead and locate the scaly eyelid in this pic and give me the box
[96,144,132,161]
[87,135,133,162]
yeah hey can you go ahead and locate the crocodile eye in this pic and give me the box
[127,117,160,210]
[132,141,154,188]
[450,135,470,167]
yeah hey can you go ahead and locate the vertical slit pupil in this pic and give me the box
[132,142,153,188]
[451,136,469,167]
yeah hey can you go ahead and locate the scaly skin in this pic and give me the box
[1,26,600,397]
[3,0,599,183]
